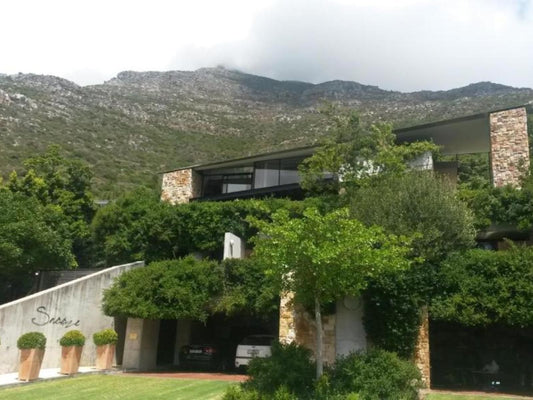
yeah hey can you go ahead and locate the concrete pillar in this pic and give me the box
[173,319,191,365]
[160,168,202,204]
[223,232,246,259]
[122,318,160,370]
[335,296,367,357]
[490,107,530,187]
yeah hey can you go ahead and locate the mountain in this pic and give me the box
[1,67,532,197]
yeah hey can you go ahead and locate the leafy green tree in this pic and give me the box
[0,189,76,302]
[299,107,436,194]
[6,145,95,267]
[250,207,413,378]
[349,171,476,357]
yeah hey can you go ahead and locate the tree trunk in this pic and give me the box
[315,295,323,379]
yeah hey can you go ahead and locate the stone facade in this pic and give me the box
[490,107,529,187]
[279,293,336,365]
[160,169,202,204]
[414,307,431,388]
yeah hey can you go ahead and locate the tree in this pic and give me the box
[6,145,96,267]
[298,106,437,194]
[349,171,476,356]
[250,207,413,378]
[0,189,76,302]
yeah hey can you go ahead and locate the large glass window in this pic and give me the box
[279,158,302,185]
[223,174,252,193]
[254,160,280,188]
[203,175,223,196]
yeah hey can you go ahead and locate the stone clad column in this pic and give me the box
[490,107,529,187]
[414,307,431,388]
[160,169,202,204]
[278,293,337,365]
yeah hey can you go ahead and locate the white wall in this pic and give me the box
[335,296,367,357]
[0,261,143,374]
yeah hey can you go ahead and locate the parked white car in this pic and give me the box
[235,335,275,369]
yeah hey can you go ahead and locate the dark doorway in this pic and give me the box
[114,317,128,366]
[430,320,533,395]
[157,319,177,366]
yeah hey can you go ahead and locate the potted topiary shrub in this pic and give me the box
[17,331,46,381]
[59,330,85,375]
[93,329,118,370]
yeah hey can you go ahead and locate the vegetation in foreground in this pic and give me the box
[0,374,234,400]
[427,394,527,400]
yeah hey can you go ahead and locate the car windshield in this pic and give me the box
[241,336,274,346]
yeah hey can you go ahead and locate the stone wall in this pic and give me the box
[0,261,144,374]
[414,307,431,388]
[278,293,336,365]
[490,107,529,187]
[160,169,202,204]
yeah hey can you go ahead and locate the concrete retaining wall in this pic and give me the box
[0,261,143,374]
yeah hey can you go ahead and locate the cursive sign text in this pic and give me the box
[31,306,80,329]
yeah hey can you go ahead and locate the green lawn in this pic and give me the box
[0,374,235,400]
[427,394,530,400]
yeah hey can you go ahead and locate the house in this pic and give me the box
[159,105,531,387]
[161,106,529,205]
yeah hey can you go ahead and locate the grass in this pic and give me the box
[0,374,235,400]
[427,394,530,400]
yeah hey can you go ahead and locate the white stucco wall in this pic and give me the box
[0,261,144,374]
[335,296,367,357]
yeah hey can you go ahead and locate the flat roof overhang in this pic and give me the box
[162,146,316,174]
[395,113,490,155]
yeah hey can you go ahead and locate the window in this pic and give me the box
[254,160,280,188]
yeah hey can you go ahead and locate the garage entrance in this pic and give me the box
[155,310,279,370]
[430,320,533,395]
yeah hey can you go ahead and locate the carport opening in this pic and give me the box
[155,310,279,370]
[430,320,533,395]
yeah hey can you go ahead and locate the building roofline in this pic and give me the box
[159,144,317,174]
[161,104,531,174]
[394,104,530,134]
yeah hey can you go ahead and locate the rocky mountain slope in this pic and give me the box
[1,67,532,197]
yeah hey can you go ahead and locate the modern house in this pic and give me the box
[159,105,531,388]
[161,106,529,205]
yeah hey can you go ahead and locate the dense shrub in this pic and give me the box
[244,342,315,398]
[222,386,260,400]
[327,349,422,400]
[215,257,279,316]
[17,332,46,350]
[93,329,118,346]
[59,330,86,347]
[431,245,533,326]
[102,257,222,321]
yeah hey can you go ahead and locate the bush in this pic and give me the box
[328,349,422,400]
[17,332,46,350]
[244,342,315,398]
[93,329,118,346]
[222,386,260,400]
[59,330,86,347]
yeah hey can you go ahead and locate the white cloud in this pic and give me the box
[1,0,532,90]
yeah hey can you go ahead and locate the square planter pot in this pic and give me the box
[19,348,45,381]
[60,345,83,375]
[96,344,115,370]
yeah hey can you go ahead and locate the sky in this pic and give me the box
[2,0,533,92]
